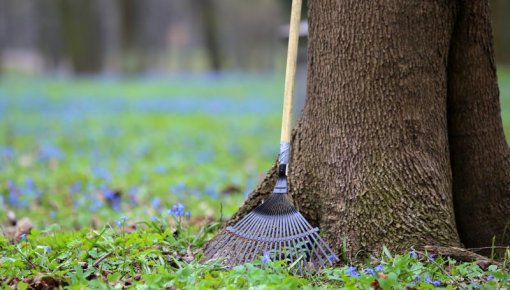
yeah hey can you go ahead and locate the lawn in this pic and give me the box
[1,70,509,289]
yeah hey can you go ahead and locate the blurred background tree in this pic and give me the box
[0,0,507,75]
[0,0,287,74]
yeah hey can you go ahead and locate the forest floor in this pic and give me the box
[0,70,509,289]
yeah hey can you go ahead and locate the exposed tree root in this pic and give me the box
[418,245,504,269]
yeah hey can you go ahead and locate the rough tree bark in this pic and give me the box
[210,0,510,259]
[448,0,510,252]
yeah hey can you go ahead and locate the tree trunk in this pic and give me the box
[211,0,510,259]
[448,0,510,252]
[191,0,222,72]
[292,0,463,258]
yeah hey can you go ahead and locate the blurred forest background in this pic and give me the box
[0,0,305,74]
[0,0,508,75]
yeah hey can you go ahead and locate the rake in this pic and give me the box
[203,0,339,273]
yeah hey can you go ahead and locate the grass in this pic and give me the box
[1,69,510,288]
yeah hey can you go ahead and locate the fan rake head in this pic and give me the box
[203,176,339,274]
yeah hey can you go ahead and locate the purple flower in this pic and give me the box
[70,182,81,194]
[428,254,435,262]
[154,165,167,174]
[21,234,27,241]
[414,276,421,282]
[486,274,494,281]
[327,255,337,263]
[425,275,441,287]
[151,197,161,209]
[425,275,433,283]
[374,264,384,272]
[117,216,128,226]
[262,251,271,265]
[93,168,111,183]
[410,250,418,259]
[39,144,63,160]
[346,266,360,278]
[101,185,121,211]
[185,211,191,220]
[0,146,14,159]
[44,246,51,253]
[127,187,139,206]
[7,180,15,190]
[150,216,158,222]
[364,268,376,276]
[171,203,185,217]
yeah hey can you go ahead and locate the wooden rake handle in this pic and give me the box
[279,0,302,166]
[281,0,302,144]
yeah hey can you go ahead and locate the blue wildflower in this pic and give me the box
[150,216,158,222]
[346,266,360,278]
[151,197,161,209]
[375,264,384,272]
[171,203,185,217]
[21,234,27,241]
[117,216,128,227]
[8,189,18,207]
[327,255,337,263]
[425,275,433,283]
[128,187,139,206]
[7,180,15,193]
[154,165,167,174]
[70,182,81,194]
[101,185,121,211]
[93,168,112,183]
[39,144,63,160]
[45,246,51,253]
[262,251,271,265]
[170,183,186,194]
[414,276,421,282]
[205,187,219,198]
[185,211,191,220]
[425,275,441,287]
[486,274,494,281]
[364,268,376,276]
[410,250,418,259]
[89,198,103,212]
[428,254,435,262]
[0,146,14,159]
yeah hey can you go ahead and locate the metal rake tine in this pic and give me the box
[228,235,250,266]
[251,214,275,264]
[290,213,326,268]
[206,212,258,260]
[203,234,227,259]
[289,214,308,274]
[277,214,285,261]
[220,215,261,263]
[283,212,299,266]
[245,213,272,264]
[231,214,267,266]
[247,215,271,263]
[204,232,233,260]
[233,212,257,230]
[268,216,281,260]
[287,213,315,266]
[290,237,304,275]
[295,214,330,260]
[295,213,337,264]
[228,238,248,267]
